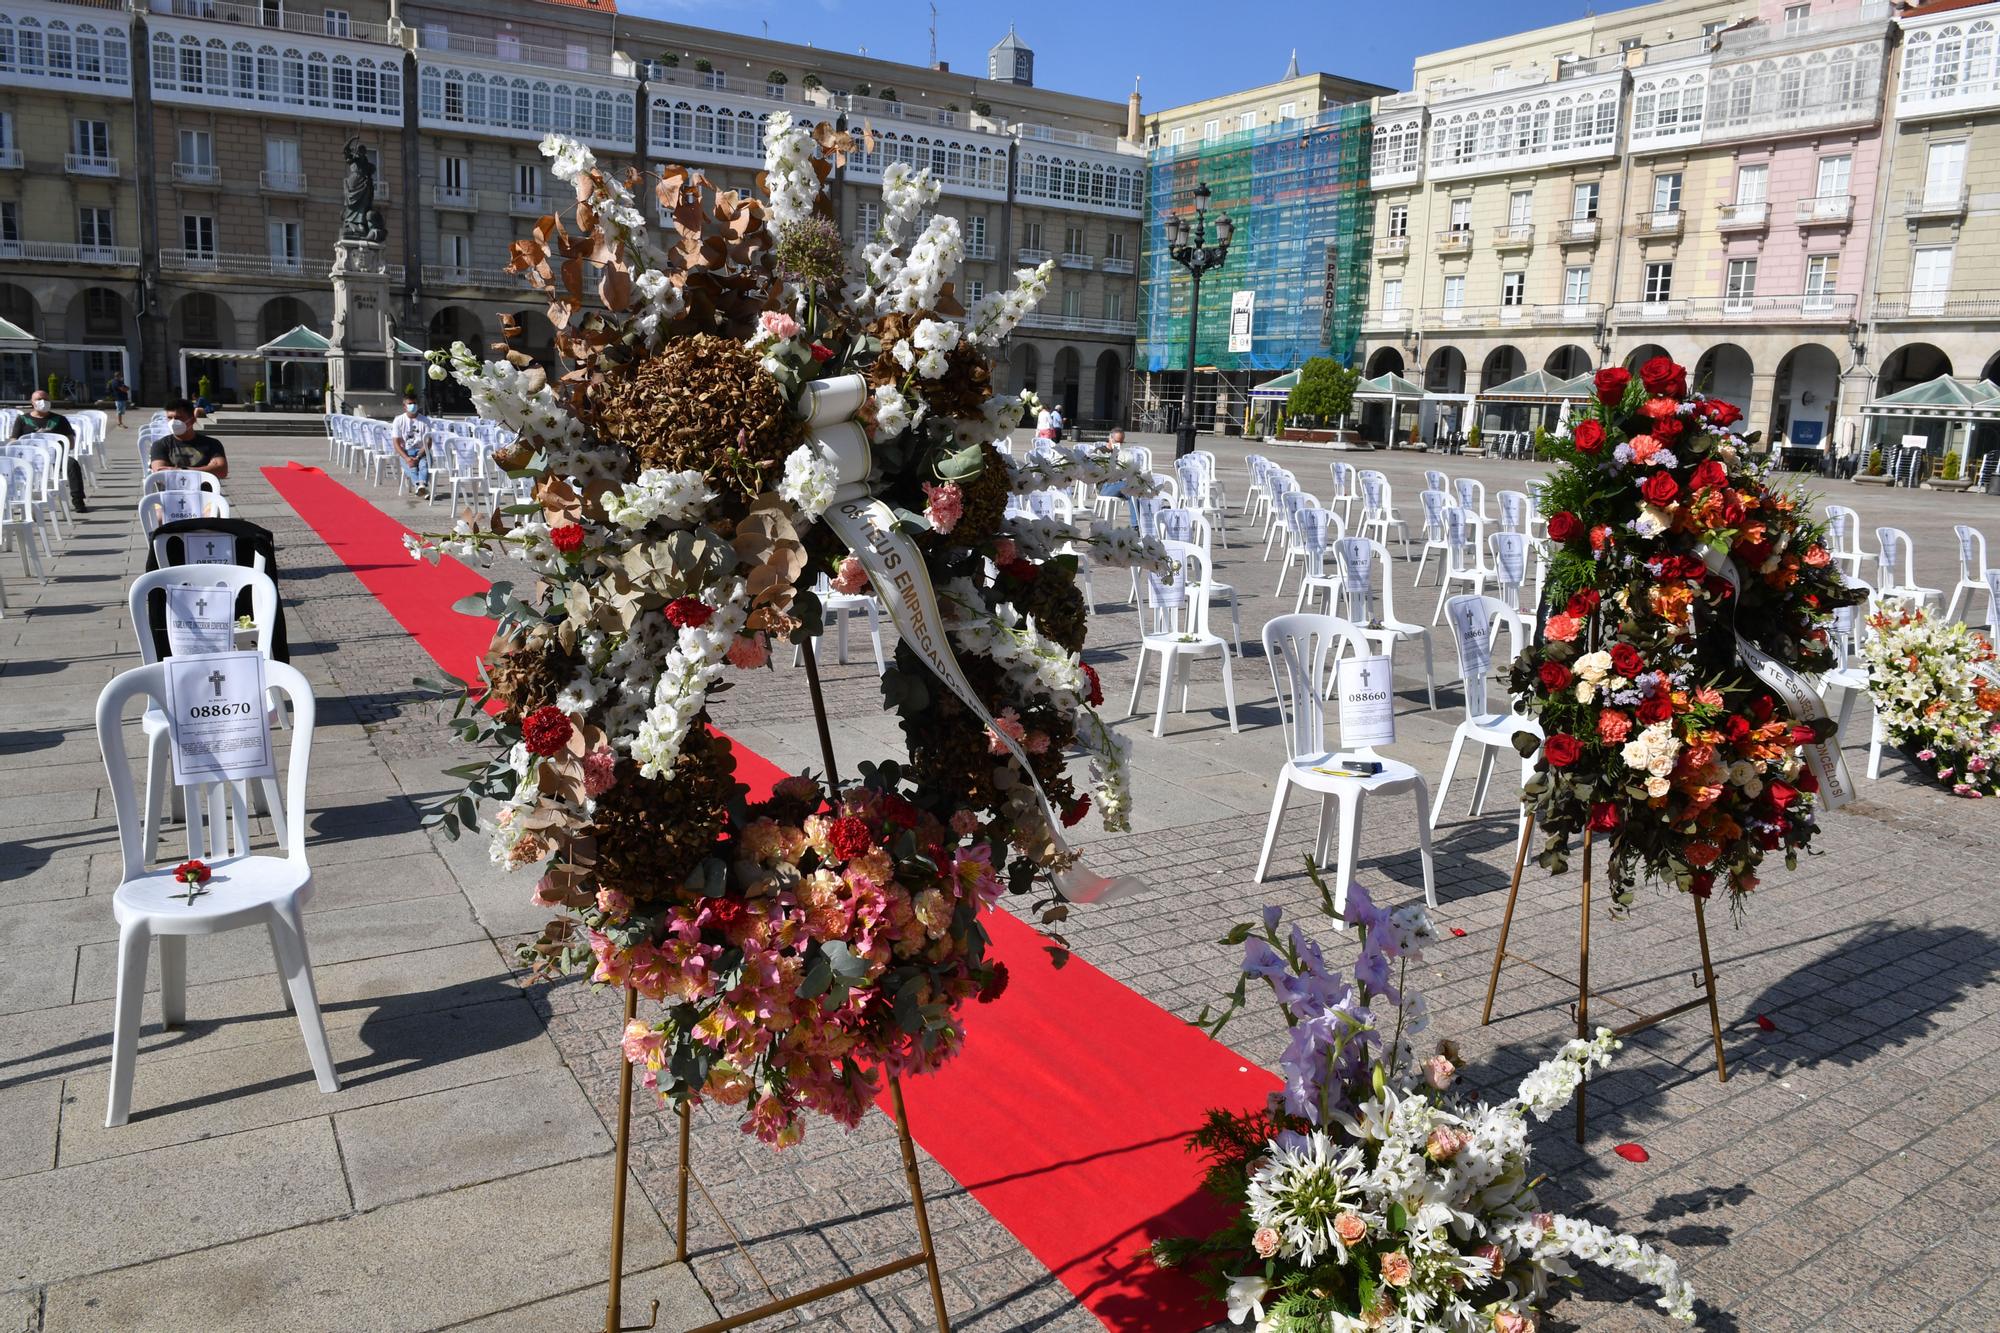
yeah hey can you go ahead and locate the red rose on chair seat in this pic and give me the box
[1543,733,1583,768]
[521,705,574,757]
[1594,367,1632,405]
[1539,661,1574,691]
[1572,419,1606,454]
[1609,642,1644,677]
[1640,472,1680,506]
[1638,356,1687,398]
[1547,510,1583,542]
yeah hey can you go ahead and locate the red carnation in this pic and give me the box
[1724,715,1753,745]
[1691,459,1729,492]
[1572,419,1606,454]
[1638,356,1688,398]
[1080,661,1104,708]
[877,793,921,829]
[1543,733,1583,768]
[1547,511,1583,543]
[1589,801,1622,831]
[1062,795,1091,827]
[1539,660,1574,691]
[1641,472,1680,506]
[1637,696,1674,725]
[809,342,834,362]
[1798,769,1821,794]
[173,858,212,886]
[663,596,715,629]
[1752,694,1776,723]
[1610,642,1644,677]
[978,961,1010,1004]
[1566,587,1601,616]
[825,815,874,861]
[548,523,585,554]
[1689,870,1714,899]
[1700,398,1743,427]
[1594,366,1632,406]
[521,705,574,757]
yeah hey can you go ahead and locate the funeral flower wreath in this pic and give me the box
[409,116,1165,1144]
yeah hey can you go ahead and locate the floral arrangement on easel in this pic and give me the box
[1510,357,1863,909]
[1152,873,1697,1331]
[1860,599,2000,798]
[408,116,1165,1145]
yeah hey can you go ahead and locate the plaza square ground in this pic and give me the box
[2,424,1996,1332]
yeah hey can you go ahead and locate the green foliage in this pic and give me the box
[692,56,713,73]
[196,374,212,400]
[251,379,266,403]
[1941,450,1963,481]
[1866,446,1884,476]
[402,381,417,398]
[659,52,680,67]
[1467,424,1482,450]
[1532,425,1552,458]
[974,100,992,116]
[879,88,898,102]
[854,81,872,97]
[1285,358,1358,426]
[802,72,822,89]
[766,70,787,84]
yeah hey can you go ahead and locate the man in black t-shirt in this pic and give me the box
[10,389,86,511]
[149,396,229,480]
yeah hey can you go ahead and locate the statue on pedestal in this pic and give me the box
[341,138,386,245]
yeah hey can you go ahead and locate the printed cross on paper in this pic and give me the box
[207,669,227,697]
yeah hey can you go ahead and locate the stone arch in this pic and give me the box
[1053,346,1082,422]
[508,309,558,368]
[1982,350,2000,385]
[1424,345,1465,394]
[0,282,40,335]
[1008,342,1039,396]
[1092,348,1121,425]
[1623,342,1672,372]
[1693,343,1754,413]
[1878,342,1951,396]
[258,295,319,343]
[1542,344,1592,379]
[1478,344,1525,391]
[63,286,133,345]
[1365,346,1405,377]
[1770,344,1842,449]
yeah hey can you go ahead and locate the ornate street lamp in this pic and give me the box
[1166,180,1233,460]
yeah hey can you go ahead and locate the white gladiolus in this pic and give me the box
[601,469,713,529]
[777,442,838,519]
[761,111,820,229]
[966,261,1054,345]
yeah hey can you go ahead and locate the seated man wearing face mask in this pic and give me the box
[10,389,87,512]
[390,392,432,498]
[148,396,229,481]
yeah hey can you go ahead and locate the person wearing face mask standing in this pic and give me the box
[148,396,229,481]
[11,389,87,512]
[390,392,432,498]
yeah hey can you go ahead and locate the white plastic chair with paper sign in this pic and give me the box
[1430,503,1492,625]
[1486,530,1538,666]
[1873,526,1943,608]
[1431,594,1542,834]
[1126,540,1238,737]
[1159,506,1241,654]
[1944,525,1991,625]
[1815,578,1871,792]
[1823,504,1866,580]
[1413,488,1452,587]
[1355,470,1412,560]
[139,490,230,538]
[95,658,339,1127]
[1252,612,1434,913]
[1333,536,1437,711]
[1496,489,1532,536]
[1,460,49,587]
[143,469,224,497]
[791,570,886,674]
[128,567,287,860]
[1452,477,1494,529]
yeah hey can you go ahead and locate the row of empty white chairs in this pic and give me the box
[0,418,107,613]
[325,413,527,511]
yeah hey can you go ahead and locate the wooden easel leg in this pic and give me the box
[1694,894,1729,1084]
[1481,811,1536,1025]
[675,1101,692,1263]
[604,985,660,1333]
[1574,830,1594,1145]
[889,1076,953,1333]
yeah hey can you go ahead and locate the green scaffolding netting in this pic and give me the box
[1139,103,1375,375]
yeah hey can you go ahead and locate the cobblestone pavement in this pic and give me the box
[15,427,1995,1332]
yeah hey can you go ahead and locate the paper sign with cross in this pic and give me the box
[162,649,276,787]
[165,582,236,657]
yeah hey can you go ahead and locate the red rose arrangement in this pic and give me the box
[1512,355,1861,908]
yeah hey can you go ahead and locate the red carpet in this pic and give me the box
[268,463,1279,1330]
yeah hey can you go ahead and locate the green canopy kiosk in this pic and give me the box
[0,316,38,402]
[1859,374,2000,484]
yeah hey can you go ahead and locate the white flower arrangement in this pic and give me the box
[777,442,839,519]
[601,468,715,530]
[760,110,820,230]
[630,588,749,779]
[966,260,1055,346]
[1862,599,2000,797]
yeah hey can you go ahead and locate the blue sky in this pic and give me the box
[622,0,1642,106]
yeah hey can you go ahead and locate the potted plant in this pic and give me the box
[1856,445,1891,485]
[1280,358,1358,445]
[801,72,822,89]
[692,57,713,73]
[974,100,993,117]
[1927,449,1973,491]
[854,81,872,98]
[659,52,680,67]
[1467,423,1483,453]
[880,88,899,102]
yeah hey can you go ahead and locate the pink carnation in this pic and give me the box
[583,744,618,798]
[727,633,770,669]
[831,555,869,595]
[987,706,1027,755]
[923,481,964,535]
[1424,1054,1456,1089]
[759,310,801,341]
[994,538,1019,564]
[950,808,982,837]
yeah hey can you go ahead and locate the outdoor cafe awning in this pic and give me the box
[1860,374,2000,419]
[1249,368,1301,401]
[1352,372,1424,401]
[1479,369,1596,401]
[0,316,39,349]
[257,325,332,360]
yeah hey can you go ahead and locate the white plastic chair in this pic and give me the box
[1430,504,1492,624]
[1413,488,1452,587]
[1824,504,1866,580]
[1273,491,1330,598]
[1355,470,1412,560]
[1026,488,1094,606]
[792,572,886,673]
[1290,506,1347,616]
[1126,540,1239,737]
[1252,612,1435,911]
[95,659,339,1127]
[1159,506,1242,654]
[1486,531,1538,666]
[1452,477,1494,528]
[1944,525,1991,625]
[1329,460,1361,531]
[1260,471,1300,555]
[1874,527,1943,607]
[1334,535,1438,711]
[143,469,224,496]
[1815,578,1871,793]
[1432,595,1543,833]
[139,490,230,537]
[1496,489,1532,535]
[1423,468,1449,497]
[0,459,50,584]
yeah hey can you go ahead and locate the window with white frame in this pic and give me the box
[1170,127,1186,146]
[1381,277,1404,312]
[1022,220,1043,251]
[0,14,130,87]
[1783,4,1811,36]
[1912,245,1953,310]
[178,127,213,170]
[1725,257,1758,310]
[1816,153,1851,200]
[1237,111,1256,132]
[513,161,540,206]
[268,218,301,269]
[1925,140,1967,205]
[853,200,879,242]
[1735,164,1767,205]
[965,279,984,303]
[78,206,114,250]
[1563,265,1590,306]
[72,118,110,165]
[1442,274,1465,309]
[439,155,467,197]
[1061,288,1083,320]
[1105,290,1125,322]
[1572,182,1599,220]
[265,137,301,188]
[182,212,215,259]
[1203,119,1219,141]
[1804,254,1839,309]
[1644,260,1673,303]
[1387,204,1408,238]
[1652,172,1682,214]
[1105,229,1124,260]
[0,201,18,250]
[1501,271,1525,307]
[323,9,350,37]
[1448,197,1470,233]
[444,232,469,269]
[566,45,589,73]
[1279,101,1296,120]
[967,215,988,255]
[1063,224,1085,256]
[1507,190,1532,231]
[1901,22,2000,105]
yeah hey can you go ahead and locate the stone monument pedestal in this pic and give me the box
[328,239,401,416]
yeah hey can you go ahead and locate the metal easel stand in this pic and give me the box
[595,639,953,1333]
[1480,813,1729,1143]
